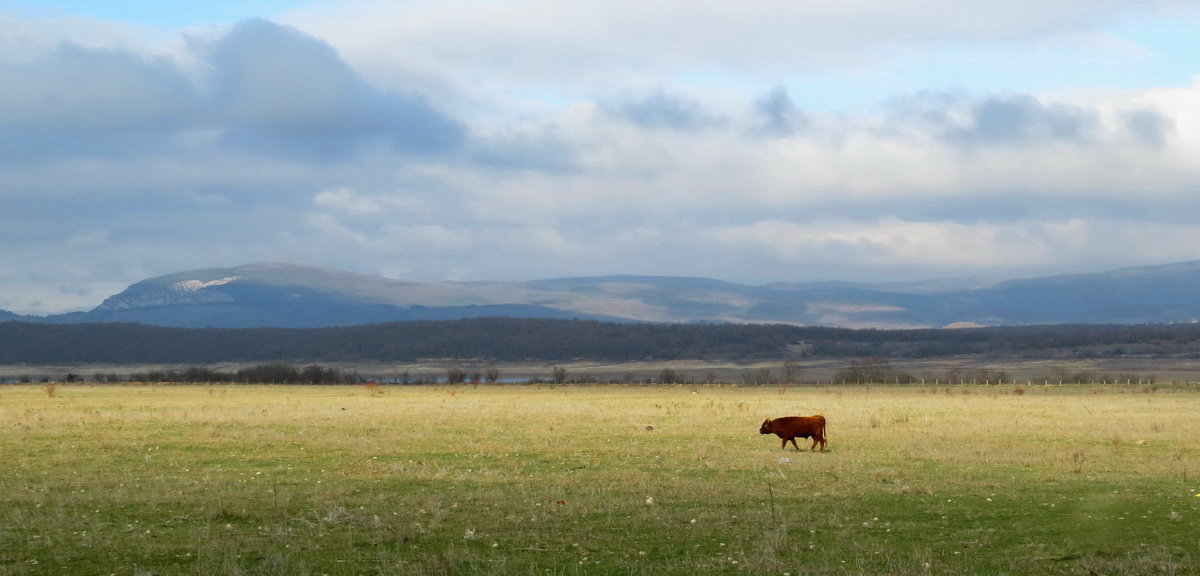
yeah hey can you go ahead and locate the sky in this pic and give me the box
[3,1,1200,314]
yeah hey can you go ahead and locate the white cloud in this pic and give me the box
[0,12,162,57]
[303,212,370,245]
[284,0,1200,99]
[313,186,383,216]
[379,224,477,251]
[709,217,1200,279]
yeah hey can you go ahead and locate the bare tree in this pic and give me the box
[741,368,772,386]
[782,361,804,384]
[833,358,915,384]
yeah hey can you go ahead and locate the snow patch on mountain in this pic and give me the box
[173,276,240,292]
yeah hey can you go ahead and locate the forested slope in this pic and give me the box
[4,319,1200,364]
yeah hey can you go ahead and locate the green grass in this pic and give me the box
[1,384,1198,575]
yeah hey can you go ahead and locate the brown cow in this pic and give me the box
[759,415,827,452]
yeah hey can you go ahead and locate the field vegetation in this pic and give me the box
[1,383,1198,575]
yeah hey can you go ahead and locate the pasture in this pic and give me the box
[1,383,1198,575]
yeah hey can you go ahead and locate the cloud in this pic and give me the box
[603,91,722,131]
[961,94,1098,144]
[887,90,1100,145]
[0,44,196,161]
[313,186,384,216]
[465,124,579,172]
[303,212,369,245]
[285,0,1200,101]
[1121,108,1175,147]
[205,19,465,160]
[752,86,806,137]
[0,18,464,164]
[709,217,1200,279]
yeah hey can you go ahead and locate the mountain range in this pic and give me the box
[5,260,1200,329]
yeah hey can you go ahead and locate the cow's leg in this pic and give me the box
[809,437,818,451]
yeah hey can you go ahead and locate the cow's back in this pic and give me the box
[777,415,824,434]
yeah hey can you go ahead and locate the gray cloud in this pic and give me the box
[206,19,465,160]
[0,19,465,164]
[967,94,1097,143]
[752,86,806,137]
[466,132,579,173]
[0,44,196,162]
[1121,108,1175,148]
[603,91,722,131]
[889,90,1099,145]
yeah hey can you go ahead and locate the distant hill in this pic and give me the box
[8,260,1200,328]
[40,263,622,328]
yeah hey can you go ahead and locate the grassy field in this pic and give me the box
[1,383,1198,575]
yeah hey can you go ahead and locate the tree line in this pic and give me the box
[5,318,1200,364]
[22,359,1157,387]
[14,363,360,385]
[130,363,360,384]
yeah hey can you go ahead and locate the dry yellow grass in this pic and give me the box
[1,383,1197,574]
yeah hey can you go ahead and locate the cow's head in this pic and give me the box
[759,419,773,434]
